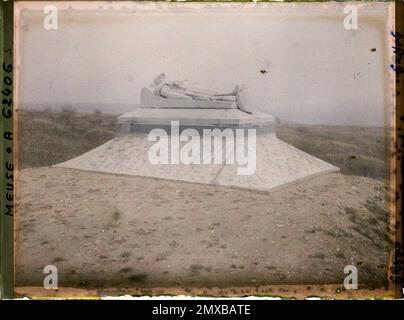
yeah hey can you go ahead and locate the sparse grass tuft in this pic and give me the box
[52,256,66,263]
[189,264,204,275]
[344,207,358,216]
[120,251,131,259]
[351,225,375,243]
[324,230,338,238]
[335,252,346,259]
[304,229,317,234]
[368,217,378,225]
[309,253,326,259]
[363,200,388,222]
[112,209,122,222]
[128,273,147,283]
[344,207,360,224]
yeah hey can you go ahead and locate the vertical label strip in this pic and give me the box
[397,1,404,299]
[0,0,13,299]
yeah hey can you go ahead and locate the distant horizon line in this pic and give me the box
[18,104,388,129]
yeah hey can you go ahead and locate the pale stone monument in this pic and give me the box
[150,73,239,104]
[117,74,267,133]
[57,75,339,191]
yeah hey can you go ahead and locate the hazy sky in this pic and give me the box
[16,2,393,126]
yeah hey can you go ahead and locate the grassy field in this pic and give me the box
[17,109,389,181]
[277,123,389,181]
[17,109,117,169]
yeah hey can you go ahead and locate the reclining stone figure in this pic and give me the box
[148,73,253,114]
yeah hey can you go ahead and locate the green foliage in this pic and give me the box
[17,110,117,168]
[277,123,388,181]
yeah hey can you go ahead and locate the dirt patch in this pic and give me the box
[15,167,391,289]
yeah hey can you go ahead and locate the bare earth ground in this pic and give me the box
[15,167,391,289]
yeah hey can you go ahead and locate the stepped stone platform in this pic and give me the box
[117,108,276,134]
[55,133,338,192]
[116,88,275,134]
[56,86,339,191]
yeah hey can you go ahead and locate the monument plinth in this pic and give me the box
[56,75,339,192]
[117,74,275,134]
